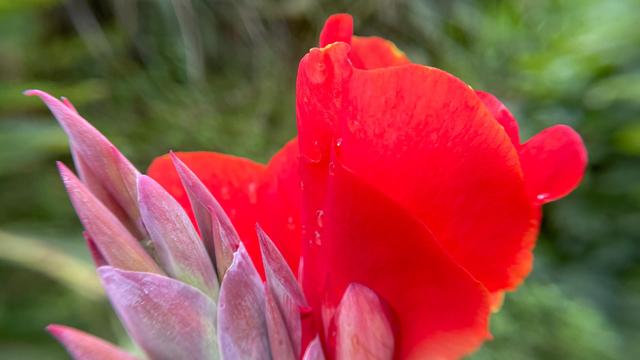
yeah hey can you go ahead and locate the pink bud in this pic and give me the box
[137,174,218,299]
[57,162,161,274]
[334,283,394,360]
[302,336,326,360]
[26,90,146,237]
[47,324,137,360]
[170,152,240,279]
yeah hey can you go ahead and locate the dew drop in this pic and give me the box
[287,216,296,230]
[347,118,361,131]
[247,182,258,204]
[314,230,322,246]
[335,137,343,148]
[316,210,324,228]
[220,186,231,200]
[305,49,328,84]
[536,193,550,202]
[328,161,336,175]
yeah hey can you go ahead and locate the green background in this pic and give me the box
[0,0,638,358]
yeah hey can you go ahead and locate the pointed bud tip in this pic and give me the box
[136,174,155,194]
[23,89,42,97]
[46,324,65,337]
[56,162,76,183]
[96,265,115,278]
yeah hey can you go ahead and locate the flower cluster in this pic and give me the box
[30,14,586,360]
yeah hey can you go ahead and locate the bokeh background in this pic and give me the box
[0,0,638,359]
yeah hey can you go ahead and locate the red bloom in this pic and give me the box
[147,13,586,359]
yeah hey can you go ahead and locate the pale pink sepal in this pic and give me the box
[82,231,107,267]
[25,90,145,237]
[71,147,141,238]
[218,244,270,360]
[98,266,219,360]
[57,162,162,274]
[302,336,326,360]
[335,283,394,360]
[137,175,218,299]
[169,152,240,279]
[257,225,308,356]
[265,285,296,360]
[47,324,138,360]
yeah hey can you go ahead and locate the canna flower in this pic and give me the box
[28,13,586,360]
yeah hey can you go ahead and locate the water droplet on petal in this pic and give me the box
[305,49,329,84]
[536,193,550,202]
[247,182,258,204]
[316,210,324,228]
[220,186,231,200]
[347,118,361,132]
[314,230,322,246]
[328,161,336,175]
[287,216,295,231]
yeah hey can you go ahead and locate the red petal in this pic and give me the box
[257,138,302,273]
[519,125,587,204]
[319,14,411,70]
[148,141,302,275]
[319,14,353,47]
[297,44,539,292]
[475,90,521,147]
[300,163,490,359]
[350,36,411,69]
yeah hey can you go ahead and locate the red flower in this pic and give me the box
[144,13,587,359]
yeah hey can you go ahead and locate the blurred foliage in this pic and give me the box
[0,0,638,358]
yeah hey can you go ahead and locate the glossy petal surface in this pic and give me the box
[318,14,409,70]
[48,324,137,360]
[519,125,587,204]
[319,14,353,48]
[299,162,490,359]
[98,266,218,360]
[475,90,521,147]
[297,43,538,292]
